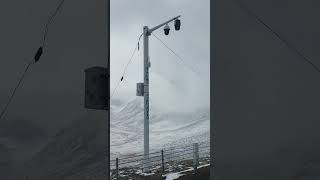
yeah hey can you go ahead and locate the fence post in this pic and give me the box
[161,150,165,173]
[193,143,199,174]
[116,158,119,180]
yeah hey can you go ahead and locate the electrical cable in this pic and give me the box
[0,0,67,121]
[111,28,204,99]
[121,45,139,80]
[234,0,320,74]
[151,33,201,76]
[110,79,122,100]
[42,0,67,48]
[0,62,32,121]
[110,33,143,99]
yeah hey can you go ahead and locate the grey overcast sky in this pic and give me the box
[110,0,210,112]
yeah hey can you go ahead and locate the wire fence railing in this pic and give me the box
[110,142,210,179]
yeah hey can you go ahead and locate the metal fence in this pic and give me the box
[110,142,210,179]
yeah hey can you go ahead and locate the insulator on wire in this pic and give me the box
[121,76,123,81]
[34,47,43,63]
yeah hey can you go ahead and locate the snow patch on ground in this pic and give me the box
[163,167,193,179]
[163,164,210,180]
[165,172,183,180]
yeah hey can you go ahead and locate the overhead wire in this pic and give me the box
[0,0,67,121]
[151,33,201,76]
[42,0,67,48]
[111,23,207,101]
[121,45,139,80]
[110,33,143,99]
[110,79,122,100]
[111,27,206,99]
[234,0,320,74]
[0,62,32,121]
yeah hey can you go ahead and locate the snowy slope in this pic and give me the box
[110,97,210,158]
[14,110,109,180]
[14,97,209,179]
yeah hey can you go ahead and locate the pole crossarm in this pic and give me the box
[148,15,181,34]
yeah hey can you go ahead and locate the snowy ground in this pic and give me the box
[110,98,210,159]
[163,164,210,180]
[110,98,210,179]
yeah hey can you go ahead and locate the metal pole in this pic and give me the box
[143,26,150,172]
[161,150,165,173]
[139,15,180,173]
[193,143,199,174]
[116,158,119,180]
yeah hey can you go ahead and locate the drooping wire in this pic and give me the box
[151,33,201,76]
[42,0,67,48]
[234,0,320,74]
[110,45,138,98]
[0,0,67,121]
[110,79,122,100]
[110,33,143,99]
[0,62,32,121]
[121,45,139,80]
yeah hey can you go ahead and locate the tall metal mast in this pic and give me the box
[137,15,181,172]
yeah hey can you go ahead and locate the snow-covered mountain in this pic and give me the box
[13,110,109,180]
[110,97,210,158]
[12,97,209,179]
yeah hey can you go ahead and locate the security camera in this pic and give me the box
[174,19,181,31]
[164,24,170,35]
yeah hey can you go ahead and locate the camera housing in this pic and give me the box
[174,19,181,31]
[164,24,170,35]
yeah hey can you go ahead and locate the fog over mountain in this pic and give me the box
[110,0,210,113]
